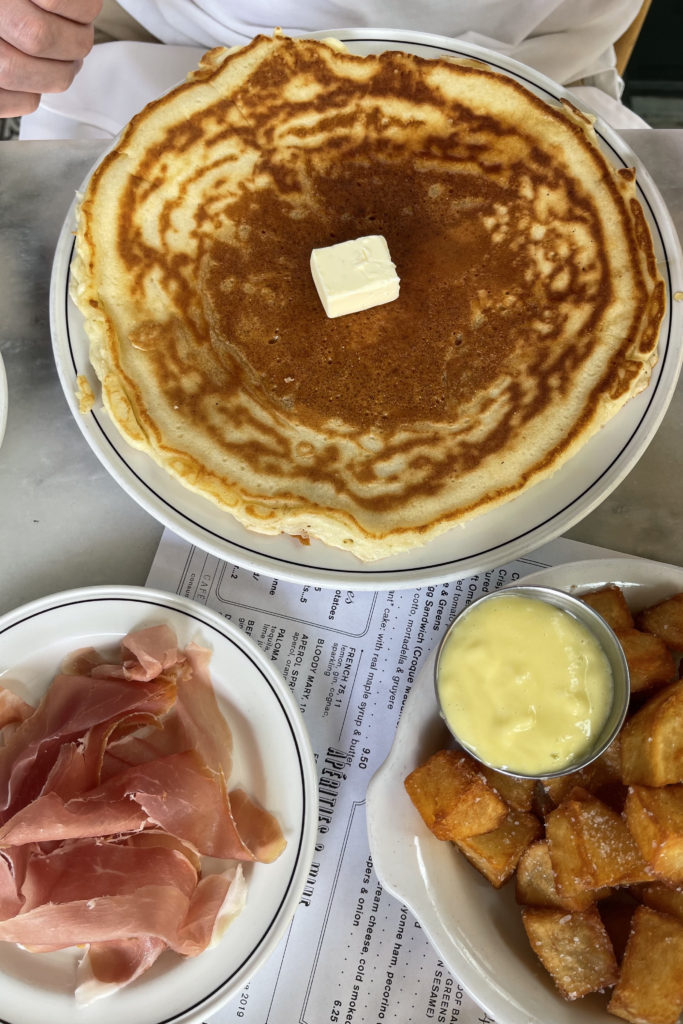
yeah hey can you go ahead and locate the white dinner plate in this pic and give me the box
[366,555,683,1024]
[0,349,7,449]
[49,29,683,589]
[0,586,317,1024]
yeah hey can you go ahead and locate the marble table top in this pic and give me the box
[1,133,682,616]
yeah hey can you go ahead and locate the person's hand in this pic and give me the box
[0,0,102,117]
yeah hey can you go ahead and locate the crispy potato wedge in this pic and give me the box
[582,585,635,632]
[546,789,652,902]
[542,737,624,810]
[404,748,507,841]
[635,592,683,651]
[625,785,683,884]
[522,905,619,1000]
[620,680,683,786]
[615,627,677,694]
[516,839,566,908]
[515,839,609,910]
[477,764,536,812]
[608,906,683,1024]
[637,881,683,924]
[455,810,541,888]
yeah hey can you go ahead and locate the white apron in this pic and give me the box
[20,0,649,139]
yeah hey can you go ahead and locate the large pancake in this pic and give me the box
[70,33,665,561]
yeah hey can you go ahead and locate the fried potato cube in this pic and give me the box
[546,789,652,903]
[620,680,683,786]
[521,905,618,1000]
[516,838,614,911]
[636,592,683,650]
[582,585,634,631]
[638,882,683,923]
[625,785,683,884]
[615,627,677,694]
[516,839,600,910]
[404,749,507,841]
[477,764,536,811]
[516,840,562,907]
[608,907,683,1024]
[542,737,624,809]
[455,810,541,888]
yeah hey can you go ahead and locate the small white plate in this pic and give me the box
[0,349,7,449]
[49,30,683,588]
[0,586,317,1024]
[366,556,683,1024]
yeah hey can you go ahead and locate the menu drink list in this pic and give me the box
[147,532,614,1024]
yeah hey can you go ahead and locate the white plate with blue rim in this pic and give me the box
[49,29,683,589]
[0,584,317,1024]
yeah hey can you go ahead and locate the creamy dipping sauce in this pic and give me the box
[436,594,613,775]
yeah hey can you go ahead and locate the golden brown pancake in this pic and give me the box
[70,33,665,561]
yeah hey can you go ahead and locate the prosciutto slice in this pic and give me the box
[176,642,233,781]
[20,838,198,912]
[100,643,234,782]
[91,626,184,683]
[0,625,286,1000]
[0,790,147,846]
[74,862,247,1004]
[0,850,23,920]
[0,687,34,732]
[229,787,288,864]
[76,935,167,1004]
[0,884,192,948]
[0,671,176,821]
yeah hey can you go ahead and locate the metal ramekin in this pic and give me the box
[434,584,630,779]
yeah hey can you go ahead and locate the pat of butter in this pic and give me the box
[310,235,400,318]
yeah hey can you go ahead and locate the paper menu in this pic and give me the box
[146,531,624,1024]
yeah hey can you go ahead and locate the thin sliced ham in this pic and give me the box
[88,750,258,860]
[0,790,147,846]
[100,714,189,777]
[91,625,185,683]
[0,884,192,948]
[0,687,35,731]
[176,642,233,781]
[101,643,234,782]
[76,936,167,1005]
[20,838,198,912]
[0,752,239,855]
[0,672,177,821]
[229,787,288,864]
[176,862,247,957]
[0,625,286,1000]
[75,863,247,1004]
[0,751,282,858]
[60,647,108,676]
[0,850,23,920]
[40,713,159,800]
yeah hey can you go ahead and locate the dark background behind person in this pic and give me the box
[622,0,683,126]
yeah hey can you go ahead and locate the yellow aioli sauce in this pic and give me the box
[436,595,613,775]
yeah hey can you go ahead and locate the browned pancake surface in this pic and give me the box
[71,35,664,559]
